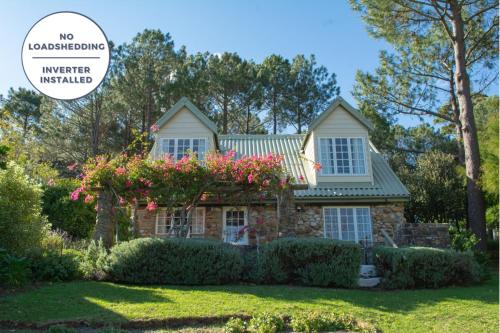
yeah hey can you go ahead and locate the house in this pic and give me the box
[135,97,448,248]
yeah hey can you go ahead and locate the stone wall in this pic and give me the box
[371,204,406,245]
[136,203,408,246]
[395,223,450,248]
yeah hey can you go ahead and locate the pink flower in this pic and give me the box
[247,174,254,184]
[262,179,270,187]
[125,180,133,187]
[146,201,158,212]
[84,195,94,203]
[150,124,159,133]
[47,179,55,186]
[298,175,305,181]
[70,187,84,201]
[313,162,322,172]
[115,166,126,175]
[67,162,78,171]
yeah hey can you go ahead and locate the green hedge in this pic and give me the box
[258,238,361,288]
[374,246,484,289]
[106,238,243,284]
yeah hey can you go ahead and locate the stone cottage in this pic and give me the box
[134,97,446,247]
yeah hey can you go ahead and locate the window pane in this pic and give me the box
[324,208,339,240]
[340,208,356,241]
[191,208,204,234]
[350,138,366,174]
[177,139,191,159]
[192,139,206,160]
[356,208,372,243]
[224,209,246,243]
[162,139,175,157]
[320,138,335,174]
[335,138,350,174]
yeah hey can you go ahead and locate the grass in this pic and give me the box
[0,276,498,333]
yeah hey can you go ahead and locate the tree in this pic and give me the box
[350,0,498,250]
[398,151,466,225]
[259,55,291,134]
[2,88,43,137]
[287,55,340,134]
[207,52,247,134]
[112,29,177,144]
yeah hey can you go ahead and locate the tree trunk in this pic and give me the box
[449,72,465,164]
[450,1,487,250]
[93,190,115,248]
[246,105,250,134]
[223,96,228,134]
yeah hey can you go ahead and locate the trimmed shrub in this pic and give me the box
[28,249,82,282]
[374,246,484,289]
[106,238,243,284]
[0,248,30,287]
[258,238,361,288]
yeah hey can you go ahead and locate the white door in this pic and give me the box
[223,207,248,245]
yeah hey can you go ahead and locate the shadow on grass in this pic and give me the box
[0,275,497,327]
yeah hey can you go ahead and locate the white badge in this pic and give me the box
[22,11,110,100]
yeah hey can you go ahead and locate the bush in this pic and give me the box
[248,313,285,333]
[224,317,247,333]
[290,312,376,333]
[28,249,82,282]
[80,240,109,280]
[0,162,48,254]
[106,238,243,284]
[258,238,361,288]
[0,248,30,287]
[374,246,484,289]
[42,179,96,239]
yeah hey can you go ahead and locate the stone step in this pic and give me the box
[359,264,377,278]
[358,277,381,288]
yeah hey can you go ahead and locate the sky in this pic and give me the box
[1,0,493,128]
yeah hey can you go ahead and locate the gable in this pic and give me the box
[155,97,217,133]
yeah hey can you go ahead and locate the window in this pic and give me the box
[223,207,248,245]
[323,207,372,243]
[319,138,366,175]
[160,138,207,160]
[156,207,205,236]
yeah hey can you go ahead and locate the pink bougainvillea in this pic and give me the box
[313,162,322,172]
[150,124,159,133]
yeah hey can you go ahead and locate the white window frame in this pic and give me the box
[155,207,205,236]
[317,137,368,176]
[160,137,208,160]
[322,206,372,243]
[222,206,249,245]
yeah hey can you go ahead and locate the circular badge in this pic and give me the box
[22,12,110,100]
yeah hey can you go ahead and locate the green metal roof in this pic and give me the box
[219,135,409,201]
[155,97,218,133]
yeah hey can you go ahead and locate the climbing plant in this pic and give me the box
[71,151,293,247]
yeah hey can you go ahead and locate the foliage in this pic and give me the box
[2,87,43,136]
[0,277,497,332]
[397,150,466,224]
[42,177,96,239]
[27,249,82,282]
[106,238,242,284]
[247,313,285,333]
[224,318,248,333]
[0,144,8,169]
[0,248,30,287]
[258,238,361,288]
[290,311,376,333]
[450,225,479,252]
[80,240,109,280]
[0,162,48,255]
[374,246,484,289]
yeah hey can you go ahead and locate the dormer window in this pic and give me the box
[319,137,367,175]
[161,138,207,160]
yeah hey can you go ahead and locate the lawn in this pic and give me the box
[0,276,498,333]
